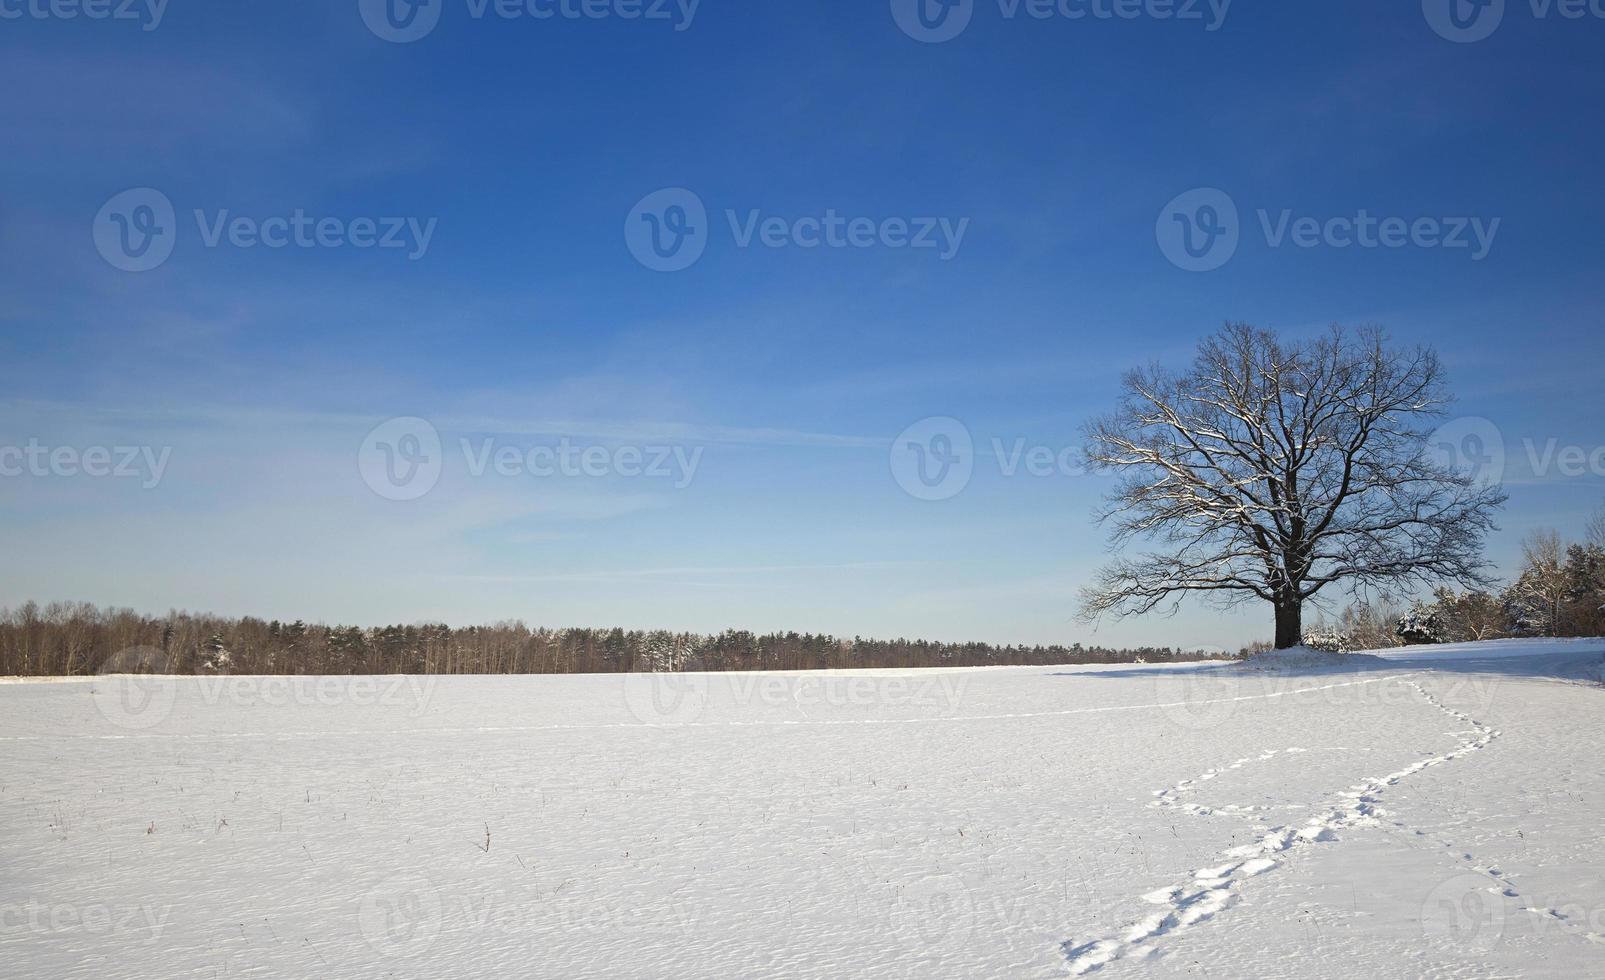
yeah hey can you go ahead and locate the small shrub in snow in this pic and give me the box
[1396,604,1448,645]
[1301,629,1351,654]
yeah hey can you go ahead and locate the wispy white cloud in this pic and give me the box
[439,560,938,585]
[0,399,887,451]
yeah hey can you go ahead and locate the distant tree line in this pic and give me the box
[0,602,1220,677]
[1306,502,1605,651]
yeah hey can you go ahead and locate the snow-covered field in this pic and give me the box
[3,639,1603,979]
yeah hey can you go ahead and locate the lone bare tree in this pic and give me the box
[1080,324,1507,649]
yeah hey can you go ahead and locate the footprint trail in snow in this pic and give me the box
[1060,675,1500,975]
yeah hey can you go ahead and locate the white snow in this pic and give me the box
[1235,645,1389,669]
[2,638,1602,977]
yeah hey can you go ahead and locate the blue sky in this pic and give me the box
[2,0,1603,649]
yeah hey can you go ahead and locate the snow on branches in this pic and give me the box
[1080,323,1507,648]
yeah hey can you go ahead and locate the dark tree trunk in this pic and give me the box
[1274,601,1303,650]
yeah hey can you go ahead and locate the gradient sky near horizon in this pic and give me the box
[2,0,1603,649]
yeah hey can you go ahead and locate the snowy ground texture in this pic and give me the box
[3,639,1604,979]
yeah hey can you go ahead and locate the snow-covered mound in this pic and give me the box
[1234,645,1389,670]
[1366,634,1605,661]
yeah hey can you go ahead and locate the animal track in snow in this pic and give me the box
[1148,746,1370,819]
[1062,676,1500,975]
